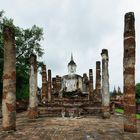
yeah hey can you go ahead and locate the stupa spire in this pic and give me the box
[71,53,73,61]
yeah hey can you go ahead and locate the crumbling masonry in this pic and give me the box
[41,64,47,102]
[2,26,16,131]
[89,69,94,100]
[28,54,38,119]
[48,69,52,102]
[123,12,137,133]
[101,49,110,119]
[95,61,101,102]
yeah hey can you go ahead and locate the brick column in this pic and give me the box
[56,75,61,93]
[83,73,88,93]
[2,26,16,131]
[123,12,137,132]
[41,64,47,102]
[52,77,56,94]
[28,54,38,119]
[95,61,101,102]
[101,49,110,119]
[48,69,52,102]
[89,69,94,100]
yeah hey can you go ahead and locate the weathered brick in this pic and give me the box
[123,12,137,133]
[2,25,16,131]
[101,49,110,119]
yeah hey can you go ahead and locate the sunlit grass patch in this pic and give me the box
[115,108,140,119]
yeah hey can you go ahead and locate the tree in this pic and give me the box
[0,11,44,102]
[136,83,140,104]
[0,10,4,102]
[15,25,44,100]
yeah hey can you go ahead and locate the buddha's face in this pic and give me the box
[68,65,76,73]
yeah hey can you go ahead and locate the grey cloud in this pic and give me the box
[1,0,140,90]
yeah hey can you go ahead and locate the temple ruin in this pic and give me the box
[41,54,102,117]
[1,12,138,135]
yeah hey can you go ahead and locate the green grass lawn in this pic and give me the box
[115,108,140,119]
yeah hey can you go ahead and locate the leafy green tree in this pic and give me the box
[136,83,140,104]
[0,10,4,102]
[0,11,44,102]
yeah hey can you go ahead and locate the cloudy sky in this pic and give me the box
[1,0,140,91]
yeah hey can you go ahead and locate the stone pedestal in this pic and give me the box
[123,12,137,133]
[101,49,110,119]
[2,26,16,131]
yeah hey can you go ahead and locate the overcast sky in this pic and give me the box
[1,0,140,91]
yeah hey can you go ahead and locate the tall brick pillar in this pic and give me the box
[89,69,94,100]
[52,77,56,94]
[28,54,38,119]
[56,75,61,93]
[95,61,101,102]
[41,64,47,101]
[2,26,16,131]
[101,49,110,119]
[48,69,52,102]
[83,73,89,93]
[123,12,137,133]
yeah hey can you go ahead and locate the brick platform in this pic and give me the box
[42,99,102,117]
[0,108,140,140]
